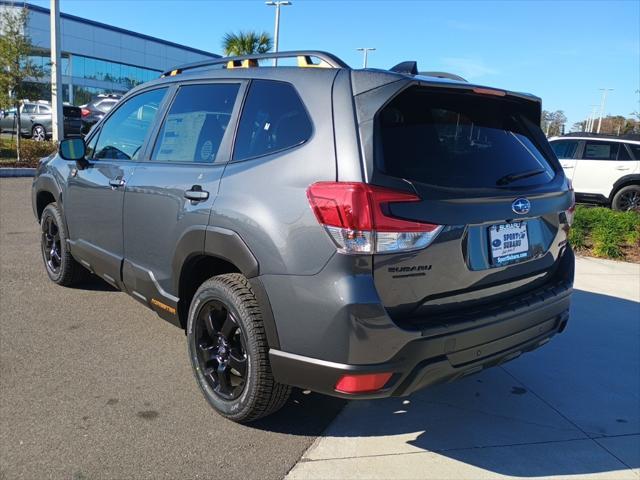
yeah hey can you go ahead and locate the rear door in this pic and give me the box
[122,81,244,320]
[64,87,169,288]
[550,139,580,180]
[361,85,572,323]
[572,140,635,197]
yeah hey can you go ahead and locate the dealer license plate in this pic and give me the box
[489,221,530,266]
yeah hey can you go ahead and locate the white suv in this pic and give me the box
[550,135,640,211]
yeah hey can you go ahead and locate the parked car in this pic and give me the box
[32,51,575,423]
[0,100,83,140]
[80,94,122,134]
[550,134,640,211]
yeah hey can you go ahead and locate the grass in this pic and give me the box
[569,205,640,261]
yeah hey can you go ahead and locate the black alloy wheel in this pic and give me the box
[194,299,248,400]
[40,203,87,286]
[187,274,291,422]
[42,214,62,275]
[618,189,640,212]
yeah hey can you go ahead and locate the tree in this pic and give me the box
[541,110,566,137]
[222,31,272,57]
[0,6,44,162]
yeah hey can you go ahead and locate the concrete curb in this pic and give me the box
[0,168,36,178]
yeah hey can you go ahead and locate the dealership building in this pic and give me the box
[0,1,220,105]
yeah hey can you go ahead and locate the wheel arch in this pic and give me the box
[175,228,280,348]
[33,175,63,221]
[610,174,640,202]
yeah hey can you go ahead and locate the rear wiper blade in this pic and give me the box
[496,168,545,186]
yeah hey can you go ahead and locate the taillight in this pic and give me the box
[565,180,575,226]
[81,108,91,118]
[307,182,443,254]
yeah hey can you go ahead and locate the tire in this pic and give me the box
[611,185,640,212]
[187,273,291,422]
[40,203,86,286]
[32,124,46,141]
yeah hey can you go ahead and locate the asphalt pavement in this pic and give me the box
[0,178,345,480]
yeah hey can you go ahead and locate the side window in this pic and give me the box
[233,80,312,161]
[582,141,621,161]
[94,88,167,161]
[22,104,36,114]
[152,83,240,163]
[550,140,578,159]
[617,144,631,161]
[38,105,51,114]
[628,144,640,160]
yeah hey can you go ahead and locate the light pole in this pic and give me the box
[50,0,64,141]
[586,104,598,132]
[266,1,291,66]
[596,88,613,134]
[357,47,376,68]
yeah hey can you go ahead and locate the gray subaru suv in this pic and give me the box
[32,51,575,422]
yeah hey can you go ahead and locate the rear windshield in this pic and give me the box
[377,87,555,188]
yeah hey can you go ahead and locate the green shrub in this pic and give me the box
[570,205,640,260]
[19,139,58,164]
[0,137,57,166]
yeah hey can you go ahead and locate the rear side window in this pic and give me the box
[232,80,312,161]
[629,144,640,160]
[582,141,629,160]
[377,87,556,188]
[152,83,239,163]
[550,140,578,159]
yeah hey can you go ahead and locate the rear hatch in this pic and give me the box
[63,105,82,136]
[358,83,573,327]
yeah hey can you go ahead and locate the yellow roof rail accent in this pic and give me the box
[226,59,259,69]
[161,69,181,78]
[297,55,331,68]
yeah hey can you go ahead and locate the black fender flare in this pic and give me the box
[203,226,259,277]
[171,226,279,347]
[33,173,62,218]
[610,174,640,201]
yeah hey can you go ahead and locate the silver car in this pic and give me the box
[0,101,82,140]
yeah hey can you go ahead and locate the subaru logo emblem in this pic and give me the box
[512,198,531,215]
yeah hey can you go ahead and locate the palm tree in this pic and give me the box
[222,31,273,57]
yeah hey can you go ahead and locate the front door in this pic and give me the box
[122,82,244,322]
[64,87,169,288]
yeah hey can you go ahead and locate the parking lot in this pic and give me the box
[1,177,639,480]
[0,178,344,479]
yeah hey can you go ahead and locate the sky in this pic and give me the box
[29,0,640,129]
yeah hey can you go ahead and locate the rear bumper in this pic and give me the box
[267,247,574,399]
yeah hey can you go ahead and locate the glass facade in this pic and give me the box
[71,55,159,88]
[24,52,161,106]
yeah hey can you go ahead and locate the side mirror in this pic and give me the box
[59,138,86,160]
[59,138,89,169]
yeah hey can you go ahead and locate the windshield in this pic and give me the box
[377,87,555,189]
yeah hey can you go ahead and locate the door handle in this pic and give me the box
[109,176,126,188]
[615,166,630,171]
[184,185,209,201]
[562,165,574,169]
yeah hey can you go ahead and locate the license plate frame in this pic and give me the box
[489,221,530,266]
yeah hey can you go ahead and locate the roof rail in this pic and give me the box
[161,50,350,77]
